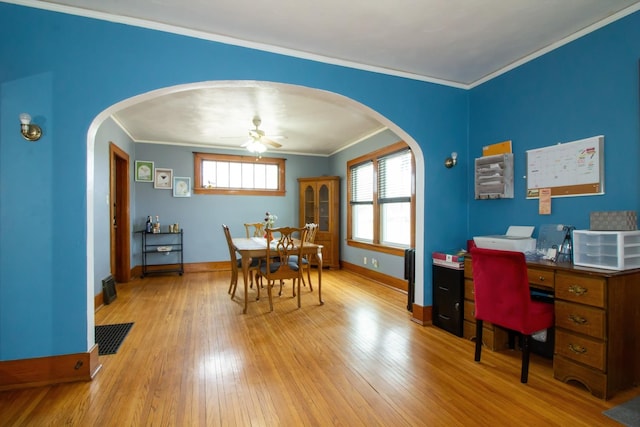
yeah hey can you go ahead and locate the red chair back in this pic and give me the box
[470,247,553,335]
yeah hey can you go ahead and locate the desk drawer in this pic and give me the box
[555,273,606,308]
[555,301,605,339]
[464,300,475,322]
[528,267,554,289]
[464,259,473,279]
[554,356,608,400]
[463,319,509,351]
[464,279,475,301]
[555,330,605,371]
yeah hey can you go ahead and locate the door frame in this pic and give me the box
[109,142,131,282]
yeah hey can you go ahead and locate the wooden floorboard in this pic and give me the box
[0,269,638,426]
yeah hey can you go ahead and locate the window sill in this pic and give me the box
[194,188,285,196]
[347,239,406,256]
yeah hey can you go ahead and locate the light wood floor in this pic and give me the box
[1,269,638,426]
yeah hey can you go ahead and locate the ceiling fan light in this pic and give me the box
[254,141,267,153]
[247,140,266,153]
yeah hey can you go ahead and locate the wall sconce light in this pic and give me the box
[19,113,42,141]
[444,151,457,168]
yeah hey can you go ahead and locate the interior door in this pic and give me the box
[109,143,131,283]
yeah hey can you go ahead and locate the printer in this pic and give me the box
[473,226,536,253]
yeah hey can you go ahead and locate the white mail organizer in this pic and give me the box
[572,230,640,270]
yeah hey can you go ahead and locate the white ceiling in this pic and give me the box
[111,82,388,156]
[17,0,640,155]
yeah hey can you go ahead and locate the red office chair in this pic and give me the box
[470,247,554,383]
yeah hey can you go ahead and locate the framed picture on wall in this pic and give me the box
[154,168,173,189]
[173,177,191,197]
[135,160,154,182]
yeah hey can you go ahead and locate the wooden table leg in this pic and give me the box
[240,255,251,314]
[316,249,324,305]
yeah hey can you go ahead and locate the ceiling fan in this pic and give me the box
[242,116,283,154]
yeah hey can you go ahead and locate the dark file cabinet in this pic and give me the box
[432,264,464,337]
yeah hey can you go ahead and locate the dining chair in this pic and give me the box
[470,247,554,383]
[244,222,265,238]
[291,223,318,290]
[222,224,260,299]
[259,226,308,311]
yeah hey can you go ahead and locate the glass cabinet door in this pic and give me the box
[319,184,330,231]
[304,185,315,224]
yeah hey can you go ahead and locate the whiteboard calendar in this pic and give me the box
[526,135,604,198]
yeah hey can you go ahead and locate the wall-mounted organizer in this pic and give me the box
[474,153,514,199]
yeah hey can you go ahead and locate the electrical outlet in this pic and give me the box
[372,258,378,268]
[363,256,367,265]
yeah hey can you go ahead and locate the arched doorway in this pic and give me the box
[86,80,425,333]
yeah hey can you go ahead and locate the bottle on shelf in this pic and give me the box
[145,216,152,233]
[154,215,160,233]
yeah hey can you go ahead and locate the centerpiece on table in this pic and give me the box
[264,212,278,230]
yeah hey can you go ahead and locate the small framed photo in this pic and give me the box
[173,177,191,197]
[135,160,154,182]
[154,168,173,189]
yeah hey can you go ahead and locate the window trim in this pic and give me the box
[347,141,415,256]
[193,152,286,196]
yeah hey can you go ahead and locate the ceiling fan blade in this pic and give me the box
[249,129,265,139]
[262,137,282,148]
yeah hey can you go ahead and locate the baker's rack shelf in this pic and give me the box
[137,229,184,277]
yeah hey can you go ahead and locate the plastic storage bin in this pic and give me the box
[572,230,640,270]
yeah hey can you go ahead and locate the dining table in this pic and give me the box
[232,236,324,313]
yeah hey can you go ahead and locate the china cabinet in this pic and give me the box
[298,176,340,269]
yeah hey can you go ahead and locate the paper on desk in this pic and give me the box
[506,226,534,238]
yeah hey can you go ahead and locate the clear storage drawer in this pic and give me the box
[572,230,640,270]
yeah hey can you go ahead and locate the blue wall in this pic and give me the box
[3,2,637,362]
[1,3,467,360]
[468,11,640,236]
[93,118,136,295]
[94,124,407,296]
[330,129,409,278]
[131,143,330,265]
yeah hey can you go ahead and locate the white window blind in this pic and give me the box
[379,149,411,203]
[350,161,374,203]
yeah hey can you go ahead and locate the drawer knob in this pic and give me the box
[538,276,545,281]
[568,285,588,296]
[569,343,587,354]
[569,314,587,325]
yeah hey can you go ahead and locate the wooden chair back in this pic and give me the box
[304,223,319,243]
[264,227,307,281]
[222,224,238,270]
[222,224,239,294]
[244,222,265,238]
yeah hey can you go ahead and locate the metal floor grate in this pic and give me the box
[95,322,134,355]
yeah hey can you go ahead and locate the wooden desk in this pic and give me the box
[232,237,324,313]
[463,257,640,399]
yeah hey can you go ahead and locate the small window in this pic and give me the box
[194,152,286,196]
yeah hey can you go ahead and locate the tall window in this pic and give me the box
[350,161,374,241]
[347,141,414,255]
[193,152,286,196]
